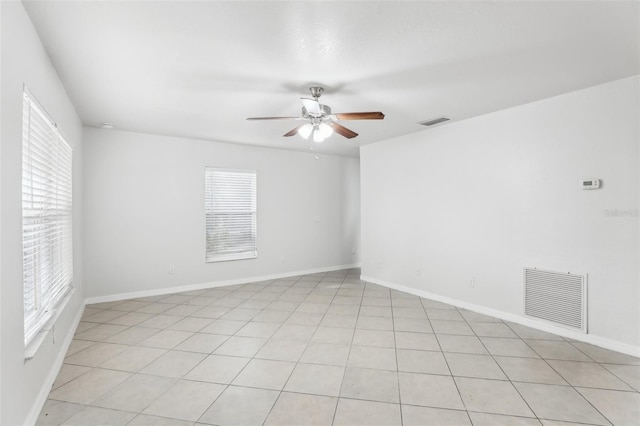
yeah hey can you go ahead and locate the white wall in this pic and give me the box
[341,158,361,263]
[0,2,85,425]
[83,128,360,299]
[361,76,639,353]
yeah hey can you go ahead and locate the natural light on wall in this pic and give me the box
[22,90,73,347]
[205,168,257,262]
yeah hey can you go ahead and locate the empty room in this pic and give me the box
[1,1,639,425]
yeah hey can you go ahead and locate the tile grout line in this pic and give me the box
[329,273,365,426]
[456,309,545,423]
[389,287,405,426]
[502,322,619,425]
[286,273,346,425]
[196,273,320,424]
[420,298,475,426]
[564,337,640,392]
[523,334,618,426]
[140,274,304,424]
[223,272,329,426]
[133,277,292,425]
[257,271,350,426]
[458,309,625,425]
[41,269,639,426]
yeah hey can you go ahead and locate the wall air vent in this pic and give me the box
[524,268,587,333]
[418,117,450,127]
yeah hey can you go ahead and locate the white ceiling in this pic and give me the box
[24,1,639,157]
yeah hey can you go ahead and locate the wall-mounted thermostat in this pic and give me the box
[581,179,600,190]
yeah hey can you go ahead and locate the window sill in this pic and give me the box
[206,252,258,263]
[25,288,75,361]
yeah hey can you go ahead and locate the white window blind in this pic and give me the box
[205,168,257,262]
[22,91,73,347]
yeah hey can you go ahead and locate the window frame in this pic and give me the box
[204,167,258,263]
[22,89,74,351]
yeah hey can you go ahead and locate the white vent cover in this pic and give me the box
[524,268,587,333]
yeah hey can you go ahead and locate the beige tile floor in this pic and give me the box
[37,269,640,426]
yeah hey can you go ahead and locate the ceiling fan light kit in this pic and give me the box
[247,86,384,142]
[298,122,333,142]
[298,123,313,139]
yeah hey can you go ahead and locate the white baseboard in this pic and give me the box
[25,303,85,426]
[85,263,361,305]
[362,275,640,358]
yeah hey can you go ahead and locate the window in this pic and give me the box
[205,168,257,262]
[22,91,73,347]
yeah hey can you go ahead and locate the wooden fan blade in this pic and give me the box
[247,116,298,120]
[328,122,358,139]
[334,112,385,120]
[283,125,304,137]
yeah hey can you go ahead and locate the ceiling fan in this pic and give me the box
[247,87,385,142]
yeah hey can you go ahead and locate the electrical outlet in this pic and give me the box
[469,278,475,288]
[416,269,422,276]
[169,266,175,275]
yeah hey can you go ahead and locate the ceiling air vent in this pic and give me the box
[418,117,450,127]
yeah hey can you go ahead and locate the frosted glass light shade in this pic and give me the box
[298,123,313,139]
[318,123,333,139]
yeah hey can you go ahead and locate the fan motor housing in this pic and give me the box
[302,104,331,118]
